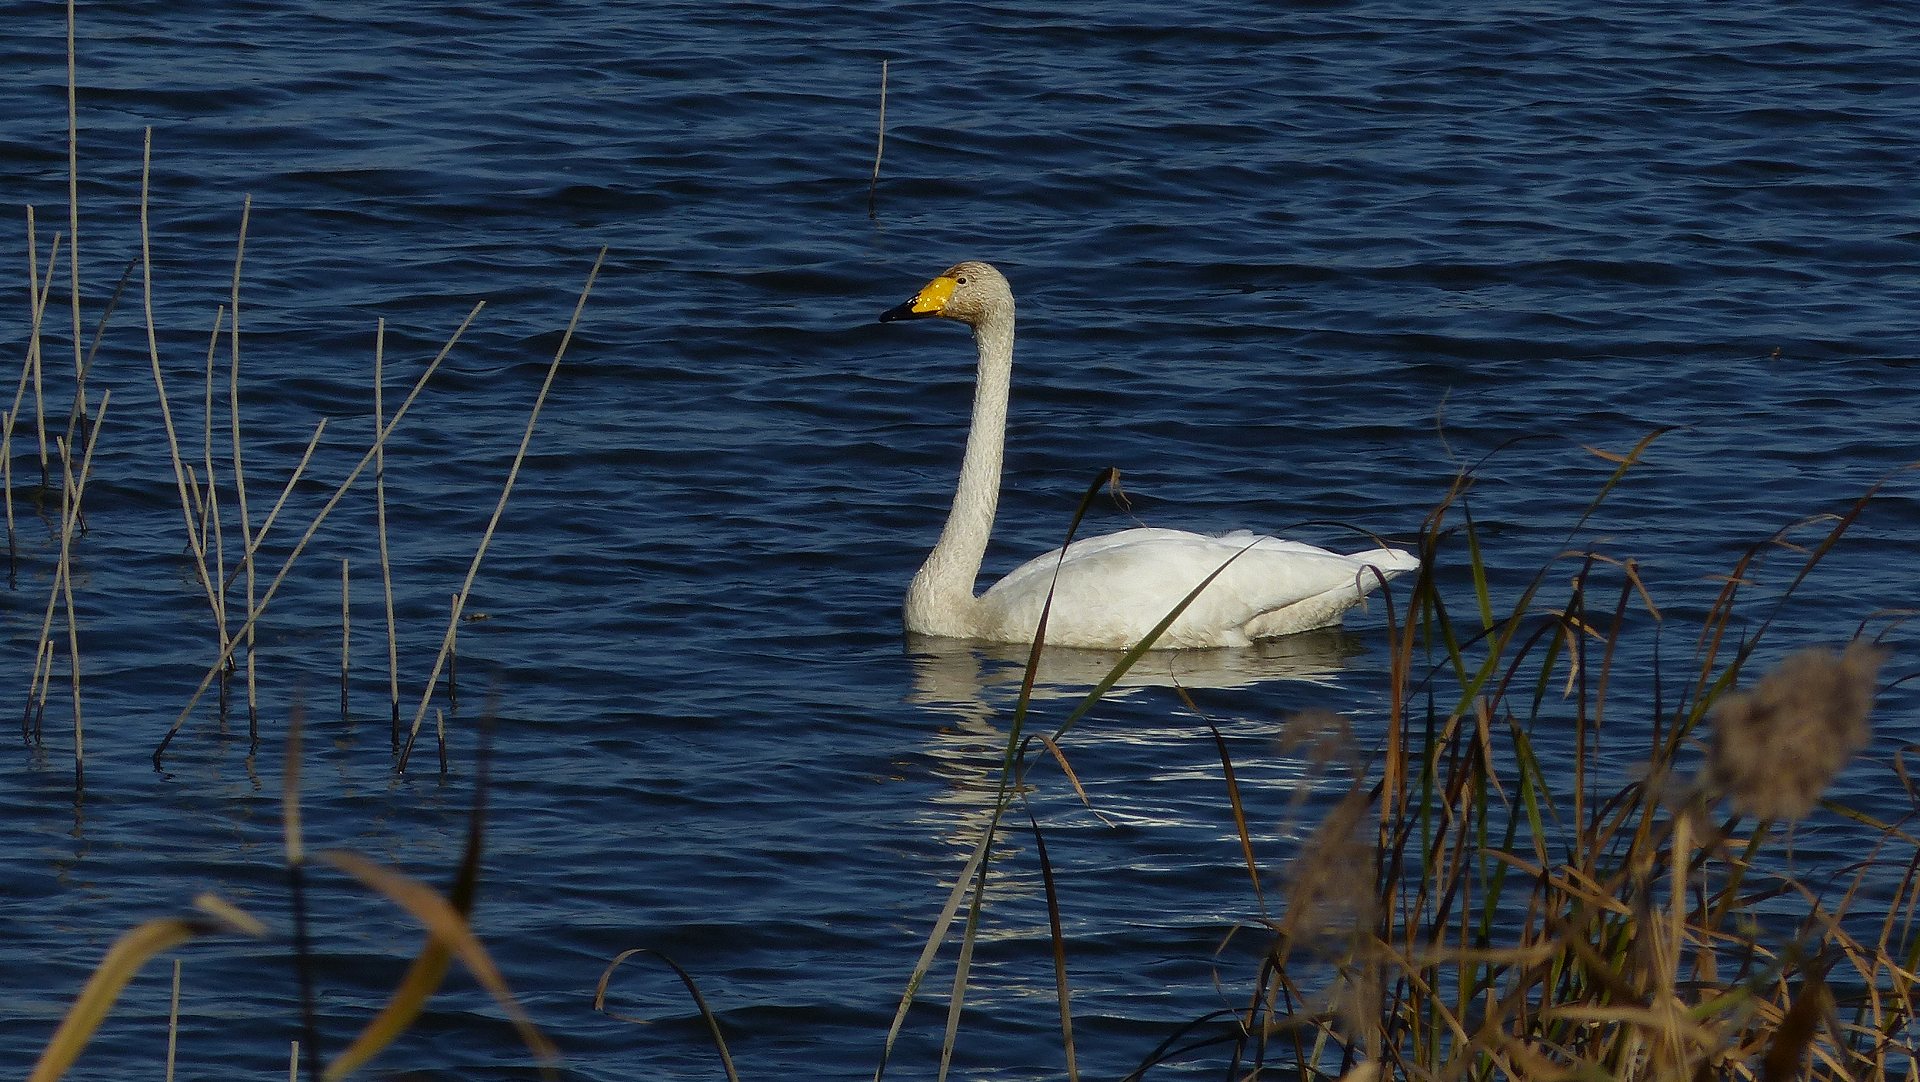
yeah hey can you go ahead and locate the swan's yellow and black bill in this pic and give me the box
[878,274,956,322]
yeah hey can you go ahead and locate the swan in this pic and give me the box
[879,261,1418,650]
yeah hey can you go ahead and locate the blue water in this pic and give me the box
[3,2,1919,1078]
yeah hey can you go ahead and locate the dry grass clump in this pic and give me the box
[874,439,1914,1082]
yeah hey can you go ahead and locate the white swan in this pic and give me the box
[880,261,1418,651]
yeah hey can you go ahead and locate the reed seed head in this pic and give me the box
[1705,641,1886,821]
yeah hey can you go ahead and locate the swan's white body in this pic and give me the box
[881,261,1418,651]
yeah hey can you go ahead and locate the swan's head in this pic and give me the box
[878,261,1012,329]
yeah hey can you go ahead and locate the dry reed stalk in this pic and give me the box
[868,59,888,217]
[153,302,483,766]
[23,636,52,741]
[63,0,84,432]
[165,958,180,1082]
[287,1044,298,1082]
[396,247,606,771]
[8,213,61,572]
[228,195,260,740]
[223,418,328,593]
[445,592,459,705]
[141,131,224,656]
[45,393,105,785]
[15,209,57,492]
[61,261,130,482]
[202,308,231,663]
[436,707,446,775]
[374,321,400,749]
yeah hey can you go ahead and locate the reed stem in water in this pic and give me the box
[397,246,606,771]
[374,321,400,750]
[153,302,483,767]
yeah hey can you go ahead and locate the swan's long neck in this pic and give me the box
[907,308,1014,637]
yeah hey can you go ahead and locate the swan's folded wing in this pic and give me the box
[977,529,1415,648]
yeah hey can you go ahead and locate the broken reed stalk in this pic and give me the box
[375,321,400,749]
[396,245,608,771]
[141,130,224,659]
[152,301,484,766]
[229,195,260,740]
[867,59,888,218]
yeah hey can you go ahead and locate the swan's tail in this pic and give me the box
[1350,547,1420,592]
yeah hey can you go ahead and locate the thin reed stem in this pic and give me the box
[24,635,52,742]
[142,131,223,649]
[203,308,230,663]
[868,59,888,218]
[165,959,180,1082]
[229,195,259,740]
[17,218,58,488]
[374,321,400,749]
[48,391,105,787]
[445,592,458,705]
[223,418,328,593]
[14,211,57,499]
[64,0,85,432]
[397,247,607,770]
[153,302,484,767]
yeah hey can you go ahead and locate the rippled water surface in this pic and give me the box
[4,2,1920,1078]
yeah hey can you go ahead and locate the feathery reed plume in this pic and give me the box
[1272,710,1381,1061]
[1704,641,1885,821]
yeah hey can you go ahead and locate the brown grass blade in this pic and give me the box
[315,850,556,1079]
[27,899,263,1082]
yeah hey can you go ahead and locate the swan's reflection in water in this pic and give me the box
[902,629,1364,909]
[907,627,1361,727]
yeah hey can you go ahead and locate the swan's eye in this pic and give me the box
[956,276,968,285]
